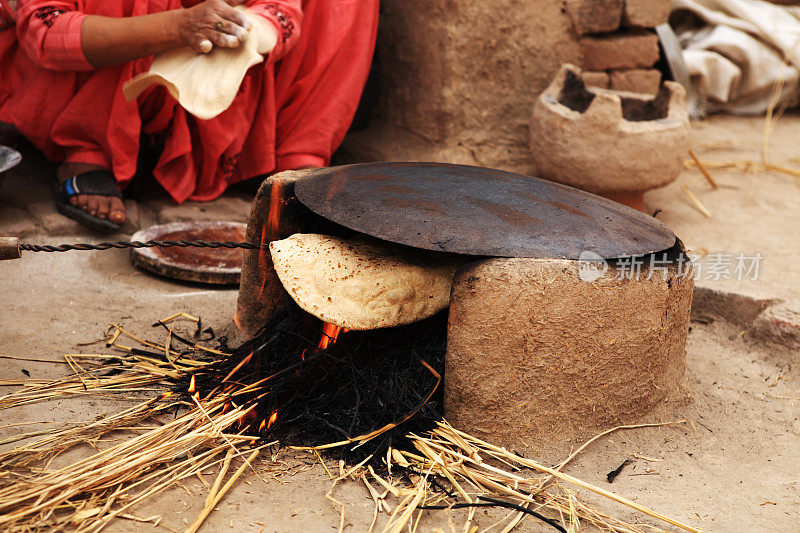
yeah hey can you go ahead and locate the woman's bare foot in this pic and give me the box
[56,162,127,224]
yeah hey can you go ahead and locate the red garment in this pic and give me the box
[0,0,378,203]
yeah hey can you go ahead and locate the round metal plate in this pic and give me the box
[130,221,246,285]
[294,162,676,259]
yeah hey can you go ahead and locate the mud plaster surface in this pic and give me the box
[445,257,692,458]
[0,114,799,531]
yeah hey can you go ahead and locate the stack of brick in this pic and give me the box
[566,0,671,95]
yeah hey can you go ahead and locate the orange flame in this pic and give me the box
[159,391,173,400]
[266,182,282,238]
[318,323,348,350]
[258,419,266,432]
[301,322,350,359]
[259,181,284,298]
[237,409,256,429]
[267,411,278,429]
[187,374,196,394]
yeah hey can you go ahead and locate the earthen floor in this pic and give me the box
[1,114,799,531]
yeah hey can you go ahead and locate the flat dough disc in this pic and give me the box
[123,8,277,120]
[270,234,466,330]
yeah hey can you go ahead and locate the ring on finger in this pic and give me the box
[214,20,224,32]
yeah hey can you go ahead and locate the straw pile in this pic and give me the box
[0,312,703,532]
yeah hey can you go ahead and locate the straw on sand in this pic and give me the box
[363,421,703,533]
[682,77,799,216]
[186,448,260,533]
[0,317,703,533]
[680,184,713,218]
[688,149,718,190]
[678,76,800,225]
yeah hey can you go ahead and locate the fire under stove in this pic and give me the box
[235,162,693,455]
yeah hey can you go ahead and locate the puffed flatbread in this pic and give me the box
[270,234,466,330]
[123,7,277,120]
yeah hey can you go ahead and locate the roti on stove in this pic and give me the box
[269,233,466,330]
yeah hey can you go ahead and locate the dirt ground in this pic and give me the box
[1,114,799,532]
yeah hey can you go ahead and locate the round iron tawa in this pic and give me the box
[130,221,247,285]
[294,162,676,259]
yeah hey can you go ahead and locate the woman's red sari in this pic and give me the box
[0,0,378,203]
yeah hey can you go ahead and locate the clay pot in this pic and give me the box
[529,64,689,211]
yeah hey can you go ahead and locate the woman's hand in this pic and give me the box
[79,0,253,68]
[176,0,252,54]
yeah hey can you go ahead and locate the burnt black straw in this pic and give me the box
[419,497,568,533]
[19,240,260,253]
[181,304,448,462]
[162,305,574,530]
[606,458,633,483]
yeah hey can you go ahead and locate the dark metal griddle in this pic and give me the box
[294,162,676,259]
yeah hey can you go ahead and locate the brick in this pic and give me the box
[566,0,623,36]
[623,0,671,28]
[609,68,661,94]
[580,31,659,70]
[582,70,610,89]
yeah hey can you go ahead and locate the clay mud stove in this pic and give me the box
[2,0,800,530]
[0,162,705,532]
[234,162,694,456]
[147,160,698,527]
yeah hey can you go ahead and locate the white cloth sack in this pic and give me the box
[672,0,800,115]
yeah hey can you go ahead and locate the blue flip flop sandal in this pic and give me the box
[53,169,124,232]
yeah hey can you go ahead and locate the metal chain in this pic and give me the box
[19,240,260,253]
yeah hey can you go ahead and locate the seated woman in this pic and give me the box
[0,0,378,231]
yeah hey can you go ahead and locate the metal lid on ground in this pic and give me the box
[294,162,676,259]
[0,145,22,175]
